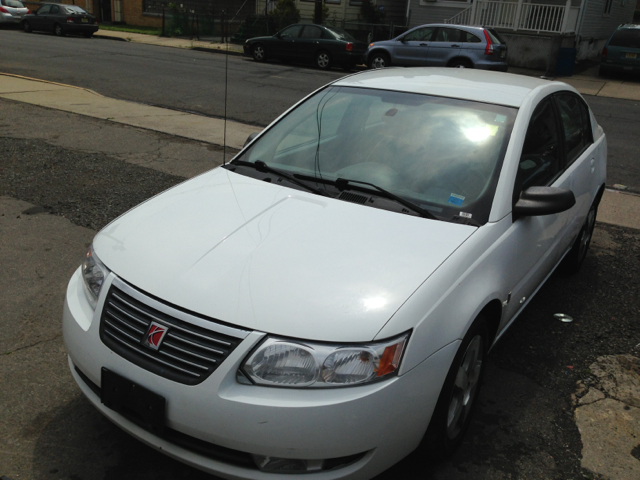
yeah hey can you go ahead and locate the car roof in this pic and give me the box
[618,24,640,29]
[333,68,558,108]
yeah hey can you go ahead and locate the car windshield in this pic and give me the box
[64,5,87,13]
[325,27,356,41]
[609,29,640,48]
[2,0,25,7]
[233,86,516,225]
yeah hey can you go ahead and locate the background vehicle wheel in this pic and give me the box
[252,44,266,62]
[562,202,598,274]
[54,23,65,36]
[83,32,93,38]
[315,51,332,70]
[422,316,488,457]
[369,52,389,69]
[449,59,473,69]
[22,21,32,33]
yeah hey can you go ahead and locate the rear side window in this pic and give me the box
[434,28,463,42]
[301,26,322,39]
[37,4,51,13]
[462,31,482,43]
[609,29,640,48]
[280,25,302,39]
[50,5,60,14]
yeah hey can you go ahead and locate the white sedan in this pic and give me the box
[63,68,606,479]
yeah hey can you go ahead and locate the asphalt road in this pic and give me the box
[1,28,640,189]
[1,99,639,480]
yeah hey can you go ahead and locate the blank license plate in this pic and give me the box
[626,53,637,59]
[101,368,166,434]
[82,17,88,22]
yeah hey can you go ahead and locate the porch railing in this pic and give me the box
[445,0,580,34]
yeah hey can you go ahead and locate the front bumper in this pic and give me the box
[63,269,457,479]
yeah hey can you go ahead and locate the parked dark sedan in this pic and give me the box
[243,24,367,70]
[22,3,98,37]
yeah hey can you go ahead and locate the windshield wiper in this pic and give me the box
[294,173,437,220]
[230,160,329,197]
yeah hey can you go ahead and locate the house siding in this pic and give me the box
[579,0,636,39]
[409,5,466,26]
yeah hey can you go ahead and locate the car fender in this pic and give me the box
[375,217,516,375]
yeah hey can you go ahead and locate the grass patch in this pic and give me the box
[99,24,162,36]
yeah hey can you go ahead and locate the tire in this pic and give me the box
[449,58,473,69]
[22,21,32,33]
[562,201,598,274]
[422,316,488,457]
[315,50,332,70]
[83,32,93,38]
[369,52,389,69]
[252,44,266,62]
[54,23,65,37]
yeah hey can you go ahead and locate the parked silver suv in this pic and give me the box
[365,24,508,71]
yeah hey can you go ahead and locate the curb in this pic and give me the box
[94,34,128,42]
[0,72,103,97]
[191,46,244,56]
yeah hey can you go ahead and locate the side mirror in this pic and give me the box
[244,132,259,148]
[513,186,575,218]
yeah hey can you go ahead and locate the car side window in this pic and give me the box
[403,27,434,42]
[37,4,51,13]
[434,28,463,43]
[50,4,59,13]
[301,26,323,39]
[555,93,593,166]
[462,31,482,43]
[280,25,302,39]
[515,99,561,200]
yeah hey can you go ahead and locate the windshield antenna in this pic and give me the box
[222,9,229,165]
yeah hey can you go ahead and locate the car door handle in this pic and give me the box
[451,44,461,48]
[590,158,595,173]
[419,43,428,46]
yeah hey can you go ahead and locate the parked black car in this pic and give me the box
[243,24,367,71]
[22,3,98,37]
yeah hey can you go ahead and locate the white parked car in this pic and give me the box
[63,68,606,479]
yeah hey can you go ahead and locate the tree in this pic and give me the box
[269,0,301,31]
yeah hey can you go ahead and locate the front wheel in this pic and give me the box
[22,21,32,33]
[54,23,65,37]
[252,44,266,62]
[449,59,473,69]
[422,316,488,456]
[315,51,332,70]
[369,52,389,69]
[562,202,598,273]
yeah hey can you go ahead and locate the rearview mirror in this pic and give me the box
[244,132,259,148]
[513,186,575,218]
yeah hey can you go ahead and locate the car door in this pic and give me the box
[44,3,61,30]
[498,98,574,325]
[392,26,435,66]
[298,25,324,62]
[425,27,463,66]
[274,24,304,61]
[553,92,597,250]
[31,3,50,29]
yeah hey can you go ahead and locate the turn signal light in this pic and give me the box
[346,42,353,52]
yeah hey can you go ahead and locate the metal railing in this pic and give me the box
[445,0,580,34]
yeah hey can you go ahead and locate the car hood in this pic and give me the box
[94,168,475,342]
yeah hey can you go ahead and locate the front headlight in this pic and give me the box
[241,333,409,388]
[81,245,109,309]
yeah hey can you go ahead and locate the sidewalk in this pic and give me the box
[1,71,639,230]
[94,29,640,101]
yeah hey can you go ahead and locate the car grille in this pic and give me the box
[99,280,245,385]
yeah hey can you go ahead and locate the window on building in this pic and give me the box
[603,0,613,14]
